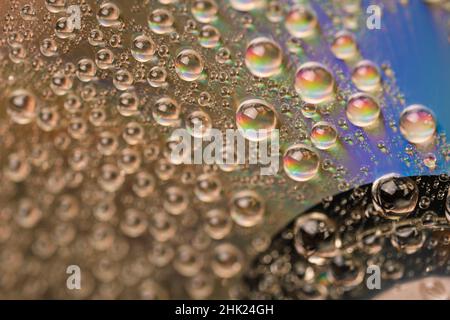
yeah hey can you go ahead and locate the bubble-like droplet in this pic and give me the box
[97,2,121,27]
[164,186,189,215]
[175,49,204,81]
[113,69,134,91]
[131,34,156,63]
[147,66,168,87]
[185,110,212,138]
[149,212,176,242]
[211,244,243,278]
[399,105,436,144]
[15,198,42,228]
[55,17,75,39]
[89,29,106,47]
[76,58,97,82]
[152,97,181,126]
[283,144,320,182]
[230,0,265,11]
[295,62,334,104]
[390,224,425,254]
[310,121,337,150]
[173,245,204,277]
[230,190,265,227]
[194,174,222,202]
[51,71,73,95]
[198,25,221,48]
[294,212,337,264]
[8,89,37,124]
[285,5,318,38]
[371,173,419,220]
[244,37,282,78]
[117,91,139,117]
[4,152,30,182]
[37,106,59,132]
[331,30,358,60]
[40,38,58,57]
[95,48,115,70]
[120,209,148,238]
[98,164,125,193]
[204,209,232,240]
[351,60,381,92]
[45,0,67,13]
[191,0,218,23]
[236,98,277,141]
[346,92,381,127]
[148,8,174,34]
[185,273,214,299]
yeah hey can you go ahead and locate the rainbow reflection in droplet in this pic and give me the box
[310,122,338,150]
[295,62,335,104]
[351,60,381,92]
[245,37,282,78]
[285,5,318,38]
[236,99,277,141]
[191,0,218,23]
[331,30,358,60]
[230,0,265,11]
[399,104,436,144]
[346,93,381,127]
[283,144,320,182]
[175,49,204,81]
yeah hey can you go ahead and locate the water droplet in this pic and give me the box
[164,186,189,215]
[95,48,115,70]
[204,208,232,240]
[76,58,97,82]
[45,0,67,13]
[148,8,174,34]
[97,2,121,27]
[294,212,337,263]
[191,0,218,23]
[185,110,212,138]
[113,68,134,91]
[40,38,58,57]
[245,37,282,78]
[351,60,381,92]
[131,34,156,62]
[283,144,320,182]
[152,97,181,126]
[310,121,337,150]
[295,62,334,104]
[194,174,222,202]
[399,105,436,144]
[285,5,318,38]
[230,0,265,11]
[331,30,358,60]
[147,66,168,87]
[8,89,37,124]
[230,190,265,227]
[371,173,418,220]
[117,91,139,117]
[346,92,380,127]
[198,25,221,48]
[211,243,243,278]
[173,245,204,277]
[175,49,204,81]
[236,98,277,141]
[390,224,425,254]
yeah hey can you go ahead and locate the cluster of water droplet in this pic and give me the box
[0,0,447,300]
